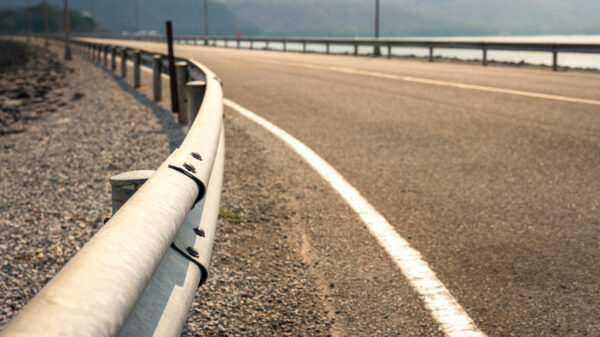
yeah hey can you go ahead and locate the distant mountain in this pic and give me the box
[1,0,599,37]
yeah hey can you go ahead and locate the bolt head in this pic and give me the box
[186,246,199,258]
[183,163,196,173]
[194,227,205,237]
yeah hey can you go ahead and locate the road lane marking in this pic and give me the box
[224,98,487,337]
[234,58,600,106]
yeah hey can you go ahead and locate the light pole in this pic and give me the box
[373,0,381,56]
[64,0,71,60]
[26,0,31,42]
[134,0,139,33]
[204,0,209,36]
[44,0,49,47]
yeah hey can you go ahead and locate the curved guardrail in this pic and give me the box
[80,33,600,70]
[1,39,224,337]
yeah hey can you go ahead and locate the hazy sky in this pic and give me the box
[2,0,599,36]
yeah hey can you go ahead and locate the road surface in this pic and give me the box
[84,38,600,336]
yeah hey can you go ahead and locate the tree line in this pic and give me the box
[0,2,96,34]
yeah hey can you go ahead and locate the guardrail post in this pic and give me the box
[204,38,208,46]
[185,81,207,125]
[121,48,127,78]
[237,39,241,48]
[283,41,287,52]
[429,46,434,62]
[152,55,162,101]
[326,42,330,54]
[552,47,558,71]
[482,48,487,66]
[354,43,358,56]
[133,50,141,88]
[387,44,392,59]
[111,46,117,71]
[97,45,102,63]
[265,40,269,50]
[175,61,189,123]
[250,40,254,49]
[110,170,155,214]
[103,46,108,67]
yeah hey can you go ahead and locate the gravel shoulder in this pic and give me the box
[0,40,174,327]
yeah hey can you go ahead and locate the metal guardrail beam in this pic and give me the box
[1,36,224,337]
[77,33,600,71]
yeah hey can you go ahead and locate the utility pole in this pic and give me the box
[26,0,31,42]
[44,0,49,47]
[64,0,71,60]
[373,0,381,56]
[204,0,209,36]
[134,0,139,33]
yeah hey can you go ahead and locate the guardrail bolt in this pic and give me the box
[191,152,202,161]
[186,246,199,258]
[183,163,196,173]
[193,227,205,237]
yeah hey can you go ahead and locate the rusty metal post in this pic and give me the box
[166,21,179,113]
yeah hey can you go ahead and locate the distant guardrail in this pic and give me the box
[83,33,600,71]
[1,37,224,337]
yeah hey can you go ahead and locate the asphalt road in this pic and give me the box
[84,39,600,336]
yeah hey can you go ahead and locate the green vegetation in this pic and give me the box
[219,207,242,223]
[0,2,95,34]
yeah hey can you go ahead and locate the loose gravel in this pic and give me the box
[0,41,173,328]
[0,40,333,336]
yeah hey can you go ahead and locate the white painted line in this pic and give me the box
[224,98,487,337]
[238,58,600,106]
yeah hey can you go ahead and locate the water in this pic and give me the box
[215,35,600,70]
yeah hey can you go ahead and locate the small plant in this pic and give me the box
[219,207,242,222]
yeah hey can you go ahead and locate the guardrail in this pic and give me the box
[81,33,600,71]
[1,38,224,337]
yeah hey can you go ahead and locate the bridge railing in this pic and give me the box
[78,33,600,71]
[1,38,224,337]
